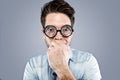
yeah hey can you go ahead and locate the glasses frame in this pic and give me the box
[43,25,74,38]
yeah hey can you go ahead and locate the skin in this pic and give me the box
[43,13,76,80]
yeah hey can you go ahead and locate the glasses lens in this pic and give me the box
[61,25,73,37]
[44,26,56,38]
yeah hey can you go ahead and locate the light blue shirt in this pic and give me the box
[23,48,102,80]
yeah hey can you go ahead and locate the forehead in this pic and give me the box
[45,13,71,28]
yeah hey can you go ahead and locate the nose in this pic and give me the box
[54,31,63,40]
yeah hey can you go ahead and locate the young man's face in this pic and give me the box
[43,13,73,47]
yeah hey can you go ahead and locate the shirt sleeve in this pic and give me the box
[83,54,102,80]
[23,60,39,80]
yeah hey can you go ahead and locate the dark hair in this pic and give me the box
[41,0,75,28]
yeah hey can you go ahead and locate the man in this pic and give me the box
[23,0,102,80]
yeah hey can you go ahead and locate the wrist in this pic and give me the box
[55,66,76,80]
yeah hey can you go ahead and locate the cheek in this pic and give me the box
[46,37,51,43]
[46,37,55,45]
[65,37,71,45]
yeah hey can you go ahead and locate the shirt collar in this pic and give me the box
[69,47,74,62]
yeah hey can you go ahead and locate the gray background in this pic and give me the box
[0,0,120,80]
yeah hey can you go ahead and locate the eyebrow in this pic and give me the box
[45,24,72,28]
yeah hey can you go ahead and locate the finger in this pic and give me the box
[55,40,66,44]
[49,41,55,48]
[50,40,60,48]
[54,40,66,47]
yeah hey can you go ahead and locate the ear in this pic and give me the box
[70,31,74,38]
[41,28,46,39]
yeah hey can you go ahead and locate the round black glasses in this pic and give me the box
[43,25,74,38]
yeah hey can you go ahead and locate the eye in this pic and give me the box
[61,25,73,37]
[44,25,57,38]
[48,27,55,32]
[62,26,72,32]
[63,27,70,32]
[45,26,56,32]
